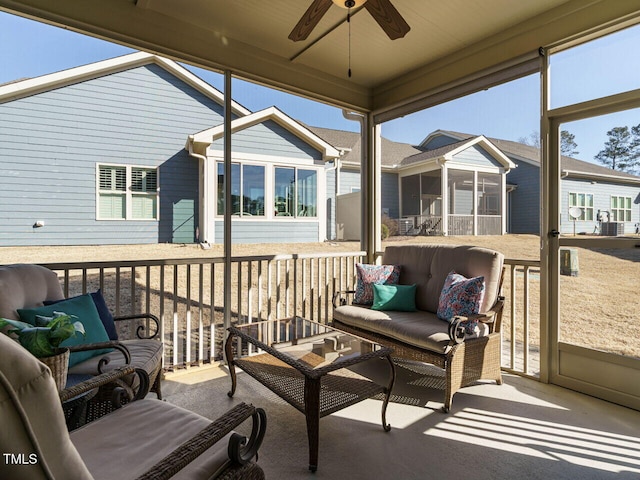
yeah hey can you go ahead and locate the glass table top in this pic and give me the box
[229,317,390,371]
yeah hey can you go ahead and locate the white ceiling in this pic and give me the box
[0,0,639,117]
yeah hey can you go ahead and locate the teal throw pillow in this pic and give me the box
[371,284,417,312]
[18,293,112,367]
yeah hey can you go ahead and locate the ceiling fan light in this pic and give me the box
[331,0,367,9]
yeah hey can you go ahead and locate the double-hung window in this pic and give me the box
[98,165,158,220]
[274,167,317,217]
[610,195,631,222]
[568,192,593,221]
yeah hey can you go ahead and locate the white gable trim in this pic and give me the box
[419,130,466,147]
[443,136,515,171]
[0,52,250,116]
[189,106,340,161]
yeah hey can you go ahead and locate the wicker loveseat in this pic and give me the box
[0,264,163,405]
[332,244,505,412]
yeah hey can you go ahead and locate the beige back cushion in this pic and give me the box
[0,333,93,479]
[382,244,504,313]
[0,264,65,321]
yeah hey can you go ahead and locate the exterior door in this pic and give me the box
[545,95,640,411]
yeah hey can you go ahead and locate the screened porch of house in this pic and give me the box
[399,169,503,236]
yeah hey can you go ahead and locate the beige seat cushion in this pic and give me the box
[334,306,490,353]
[71,399,234,480]
[0,333,93,480]
[68,339,163,390]
[334,305,451,353]
[69,339,162,376]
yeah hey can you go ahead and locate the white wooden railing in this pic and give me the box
[40,254,540,377]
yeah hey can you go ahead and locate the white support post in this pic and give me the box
[223,71,232,363]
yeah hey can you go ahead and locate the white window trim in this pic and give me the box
[610,195,632,222]
[96,163,159,221]
[213,159,322,221]
[568,191,594,221]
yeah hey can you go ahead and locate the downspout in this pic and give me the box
[342,110,371,260]
[325,157,341,241]
[187,139,209,243]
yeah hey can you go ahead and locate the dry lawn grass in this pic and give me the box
[1,234,638,360]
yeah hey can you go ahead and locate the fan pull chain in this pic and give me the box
[348,10,352,78]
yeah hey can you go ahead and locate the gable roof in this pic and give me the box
[308,126,425,168]
[188,106,340,160]
[0,51,251,116]
[311,127,514,171]
[399,135,515,171]
[427,130,640,184]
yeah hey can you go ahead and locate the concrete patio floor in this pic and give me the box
[162,360,640,479]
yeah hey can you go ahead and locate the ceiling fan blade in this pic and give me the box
[288,0,334,42]
[364,0,410,40]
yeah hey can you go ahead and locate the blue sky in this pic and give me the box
[1,11,638,165]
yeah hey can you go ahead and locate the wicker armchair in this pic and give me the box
[0,332,266,480]
[0,264,163,409]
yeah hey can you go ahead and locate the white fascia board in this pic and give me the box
[191,106,340,160]
[562,169,640,185]
[338,160,396,172]
[443,135,516,171]
[418,130,466,147]
[504,152,540,167]
[0,52,151,103]
[0,52,250,116]
[205,150,323,168]
[397,160,442,177]
[152,56,250,116]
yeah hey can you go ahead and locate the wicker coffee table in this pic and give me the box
[226,317,395,472]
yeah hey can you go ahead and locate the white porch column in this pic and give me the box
[441,164,448,236]
[473,170,478,236]
[361,114,381,264]
[501,172,507,234]
[201,157,210,242]
[223,71,233,360]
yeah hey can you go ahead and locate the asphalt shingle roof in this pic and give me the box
[308,125,640,182]
[440,130,640,181]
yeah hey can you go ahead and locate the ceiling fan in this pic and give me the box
[288,0,410,42]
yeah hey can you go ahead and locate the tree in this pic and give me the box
[518,131,540,148]
[594,125,640,172]
[518,129,579,157]
[560,130,579,157]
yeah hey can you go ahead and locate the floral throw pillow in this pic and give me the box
[437,271,485,334]
[353,263,401,306]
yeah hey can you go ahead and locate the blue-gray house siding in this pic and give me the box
[211,120,323,160]
[0,63,225,246]
[207,119,326,244]
[506,161,540,234]
[381,172,399,219]
[560,178,640,235]
[449,146,503,168]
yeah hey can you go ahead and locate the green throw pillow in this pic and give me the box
[18,293,112,367]
[371,284,417,312]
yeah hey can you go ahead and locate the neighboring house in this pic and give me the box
[315,128,640,239]
[314,127,515,238]
[185,107,338,245]
[427,131,640,236]
[1,53,638,247]
[0,53,338,246]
